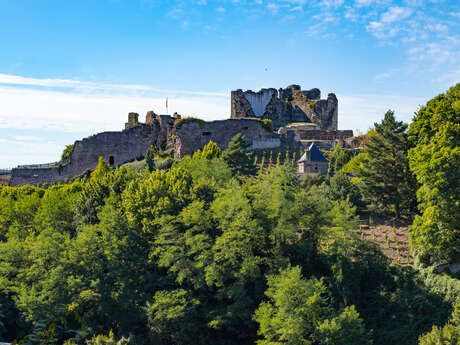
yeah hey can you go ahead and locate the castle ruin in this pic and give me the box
[8,84,353,186]
[231,84,338,130]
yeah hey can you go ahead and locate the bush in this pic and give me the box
[261,119,273,132]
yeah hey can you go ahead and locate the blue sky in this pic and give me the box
[0,0,459,168]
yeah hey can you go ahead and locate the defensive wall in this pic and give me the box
[9,124,159,186]
[8,113,291,186]
[173,118,282,158]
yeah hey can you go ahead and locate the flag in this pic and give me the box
[166,97,168,109]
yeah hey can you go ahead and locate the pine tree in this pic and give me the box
[201,140,221,159]
[357,110,416,217]
[146,145,157,172]
[222,133,257,175]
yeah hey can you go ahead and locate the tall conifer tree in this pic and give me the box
[223,133,257,175]
[357,111,416,217]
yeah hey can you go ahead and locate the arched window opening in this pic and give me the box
[109,156,115,166]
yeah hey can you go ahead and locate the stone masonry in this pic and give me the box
[9,84,348,186]
[231,84,338,130]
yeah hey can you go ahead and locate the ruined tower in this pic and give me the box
[230,84,338,130]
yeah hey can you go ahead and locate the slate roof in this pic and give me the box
[297,143,328,163]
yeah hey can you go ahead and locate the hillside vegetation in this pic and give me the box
[0,85,459,345]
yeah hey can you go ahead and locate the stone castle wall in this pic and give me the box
[174,118,281,158]
[231,84,338,130]
[9,84,344,186]
[9,124,159,186]
[9,115,290,186]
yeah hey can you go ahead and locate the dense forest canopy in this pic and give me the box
[0,85,459,345]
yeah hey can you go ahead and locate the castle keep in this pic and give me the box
[8,84,354,186]
[231,84,338,130]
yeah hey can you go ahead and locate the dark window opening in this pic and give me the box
[202,132,212,136]
[243,126,249,130]
[109,156,115,166]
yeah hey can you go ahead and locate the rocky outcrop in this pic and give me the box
[231,84,338,130]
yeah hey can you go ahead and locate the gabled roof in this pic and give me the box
[297,143,328,163]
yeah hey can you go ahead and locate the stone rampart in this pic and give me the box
[173,118,282,158]
[10,124,159,186]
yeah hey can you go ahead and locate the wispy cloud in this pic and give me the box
[0,73,227,97]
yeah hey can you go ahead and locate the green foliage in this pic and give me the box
[84,331,133,345]
[175,117,206,128]
[254,267,370,345]
[223,133,257,175]
[0,137,459,345]
[357,111,417,216]
[91,156,111,180]
[316,171,364,209]
[316,306,370,345]
[254,266,330,345]
[193,140,222,159]
[418,301,460,345]
[261,119,273,132]
[327,145,352,175]
[61,144,74,161]
[146,289,199,344]
[145,145,157,172]
[408,83,460,266]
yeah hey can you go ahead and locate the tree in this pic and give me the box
[253,266,370,345]
[327,145,352,175]
[61,144,74,161]
[222,133,257,175]
[316,306,370,345]
[91,156,111,180]
[418,301,460,345]
[145,145,156,172]
[201,140,222,159]
[357,111,416,217]
[408,83,460,265]
[254,266,330,345]
[146,289,200,344]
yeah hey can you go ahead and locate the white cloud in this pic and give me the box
[366,6,413,38]
[380,6,413,23]
[267,3,280,13]
[0,73,151,92]
[354,0,377,6]
[425,23,447,33]
[0,74,229,134]
[321,0,344,7]
[0,73,226,97]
